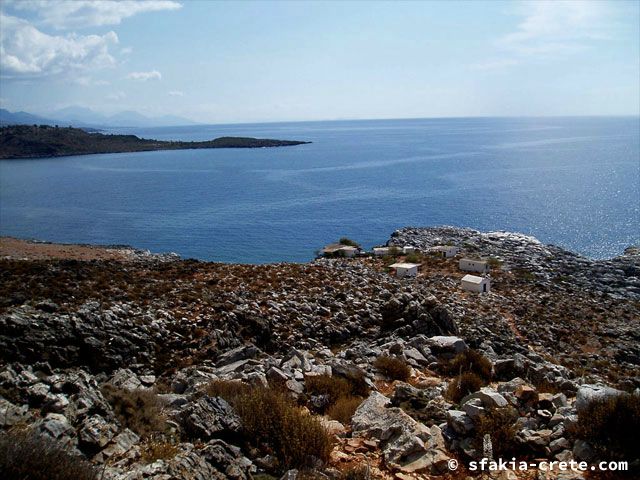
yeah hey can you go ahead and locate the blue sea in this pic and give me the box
[1,117,638,263]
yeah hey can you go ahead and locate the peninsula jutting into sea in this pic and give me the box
[0,125,311,160]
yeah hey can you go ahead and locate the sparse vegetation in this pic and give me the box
[445,372,484,403]
[326,395,363,425]
[206,381,333,470]
[305,374,353,409]
[404,252,423,264]
[487,257,503,269]
[474,406,520,458]
[0,429,97,480]
[139,435,180,464]
[101,385,167,438]
[339,237,360,248]
[441,349,492,382]
[573,393,640,461]
[341,465,370,480]
[374,355,411,381]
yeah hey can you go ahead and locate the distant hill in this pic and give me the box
[52,107,198,127]
[0,125,311,159]
[0,109,58,126]
[0,107,198,128]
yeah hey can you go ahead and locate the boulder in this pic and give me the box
[426,336,468,356]
[461,387,508,408]
[575,384,623,412]
[182,396,242,440]
[78,414,118,450]
[352,392,450,473]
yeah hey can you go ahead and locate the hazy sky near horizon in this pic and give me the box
[0,0,638,124]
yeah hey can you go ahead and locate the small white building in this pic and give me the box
[461,274,491,293]
[402,245,416,254]
[389,262,420,278]
[373,247,390,256]
[322,244,358,257]
[431,245,459,258]
[459,258,489,273]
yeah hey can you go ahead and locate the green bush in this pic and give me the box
[441,349,493,382]
[574,393,640,460]
[0,429,97,480]
[445,372,484,403]
[339,237,360,248]
[101,385,167,438]
[404,252,423,264]
[210,381,333,470]
[374,355,411,382]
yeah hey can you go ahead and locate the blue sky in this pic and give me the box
[0,0,638,123]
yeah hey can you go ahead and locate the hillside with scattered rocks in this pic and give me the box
[0,227,638,479]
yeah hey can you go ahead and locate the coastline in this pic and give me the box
[1,225,638,477]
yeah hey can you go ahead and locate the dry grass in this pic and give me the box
[209,381,333,470]
[326,396,363,425]
[373,356,410,382]
[445,372,484,403]
[305,374,353,409]
[573,393,640,461]
[139,434,180,463]
[474,406,520,458]
[101,385,167,438]
[0,429,97,480]
[440,349,492,382]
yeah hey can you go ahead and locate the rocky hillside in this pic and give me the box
[0,227,638,479]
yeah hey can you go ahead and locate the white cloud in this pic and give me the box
[472,1,614,72]
[75,76,110,86]
[7,0,182,30]
[498,1,611,58]
[106,91,126,100]
[0,13,118,78]
[127,70,162,81]
[120,47,133,55]
[168,90,184,97]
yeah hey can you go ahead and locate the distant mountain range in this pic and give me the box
[0,107,198,128]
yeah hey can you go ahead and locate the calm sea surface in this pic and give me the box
[1,117,638,263]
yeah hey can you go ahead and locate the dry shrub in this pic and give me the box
[101,385,167,438]
[441,349,492,382]
[140,434,180,463]
[374,356,410,382]
[0,429,97,480]
[305,374,352,407]
[326,396,363,425]
[445,372,484,403]
[474,406,520,458]
[206,379,252,398]
[342,465,370,480]
[212,381,333,470]
[574,393,640,461]
[530,377,563,394]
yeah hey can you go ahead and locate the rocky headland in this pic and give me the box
[0,125,311,159]
[0,227,638,479]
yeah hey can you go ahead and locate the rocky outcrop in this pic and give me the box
[1,226,638,479]
[352,392,450,473]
